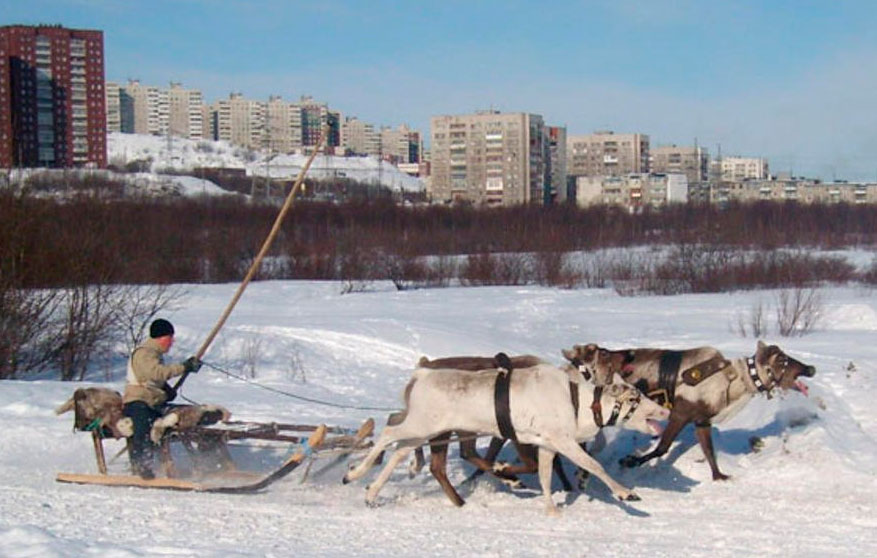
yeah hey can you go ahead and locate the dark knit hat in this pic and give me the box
[149,319,175,339]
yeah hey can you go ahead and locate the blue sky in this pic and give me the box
[5,0,877,181]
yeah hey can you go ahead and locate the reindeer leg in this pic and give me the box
[365,444,417,506]
[537,446,560,516]
[553,438,639,502]
[488,442,536,489]
[344,426,404,483]
[427,433,465,507]
[462,436,511,482]
[695,421,729,481]
[620,412,688,469]
[408,446,425,478]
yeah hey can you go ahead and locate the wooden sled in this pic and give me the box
[57,418,375,493]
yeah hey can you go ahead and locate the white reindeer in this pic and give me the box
[343,363,669,515]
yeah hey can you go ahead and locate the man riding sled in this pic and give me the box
[123,319,202,479]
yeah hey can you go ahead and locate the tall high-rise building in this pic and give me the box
[342,116,380,156]
[1,24,107,168]
[650,144,709,184]
[430,111,546,206]
[105,81,121,133]
[544,125,568,203]
[294,96,340,152]
[213,93,265,149]
[567,130,649,177]
[119,79,167,135]
[380,124,422,164]
[168,82,204,139]
[265,95,302,153]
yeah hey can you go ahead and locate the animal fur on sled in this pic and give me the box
[54,387,133,439]
[150,405,231,444]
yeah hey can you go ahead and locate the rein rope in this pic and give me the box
[198,360,400,412]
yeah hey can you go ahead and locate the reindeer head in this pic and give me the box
[602,381,669,436]
[562,344,635,383]
[754,341,816,396]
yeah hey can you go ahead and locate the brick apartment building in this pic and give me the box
[0,24,107,168]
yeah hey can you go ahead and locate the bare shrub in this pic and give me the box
[48,284,123,381]
[861,256,877,286]
[533,251,581,288]
[113,284,187,355]
[241,335,264,378]
[378,249,428,291]
[733,299,769,338]
[775,288,824,337]
[460,253,530,286]
[0,286,59,379]
[420,255,457,288]
[286,343,307,383]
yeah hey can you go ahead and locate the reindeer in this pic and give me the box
[343,362,669,515]
[562,340,816,480]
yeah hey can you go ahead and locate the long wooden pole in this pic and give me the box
[174,126,328,389]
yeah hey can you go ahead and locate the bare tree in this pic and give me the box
[775,288,824,337]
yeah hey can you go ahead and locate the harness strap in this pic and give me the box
[569,381,580,419]
[658,350,683,408]
[494,369,517,442]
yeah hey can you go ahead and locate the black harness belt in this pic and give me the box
[494,369,517,442]
[651,350,683,409]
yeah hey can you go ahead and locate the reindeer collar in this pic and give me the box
[746,356,774,399]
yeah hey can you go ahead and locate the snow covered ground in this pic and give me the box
[107,133,425,192]
[1,280,876,557]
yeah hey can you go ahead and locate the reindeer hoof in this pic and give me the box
[623,493,641,502]
[619,455,640,468]
[713,473,731,481]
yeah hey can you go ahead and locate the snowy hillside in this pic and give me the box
[1,281,876,557]
[107,133,426,192]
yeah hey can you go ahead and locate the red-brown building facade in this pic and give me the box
[0,25,106,168]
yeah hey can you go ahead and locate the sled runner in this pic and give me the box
[56,418,375,492]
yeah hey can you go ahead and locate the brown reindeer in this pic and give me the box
[562,341,816,480]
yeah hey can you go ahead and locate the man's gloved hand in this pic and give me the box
[183,356,203,373]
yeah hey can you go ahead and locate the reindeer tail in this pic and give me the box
[54,397,75,415]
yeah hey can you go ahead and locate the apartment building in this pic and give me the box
[544,125,568,203]
[567,131,649,178]
[119,79,167,135]
[0,24,107,168]
[295,96,340,152]
[265,95,303,154]
[650,144,708,184]
[105,81,121,133]
[342,116,380,156]
[708,178,877,205]
[213,93,265,150]
[168,82,204,139]
[716,156,769,181]
[380,124,423,164]
[430,110,546,206]
[574,173,688,209]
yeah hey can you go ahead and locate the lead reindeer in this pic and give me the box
[343,362,669,515]
[562,340,816,480]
